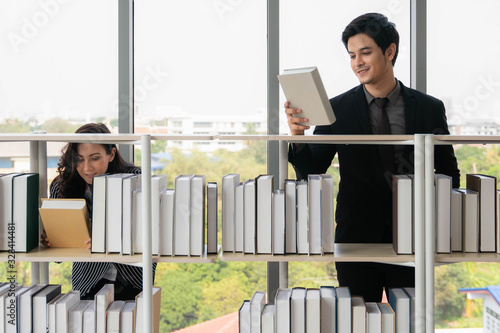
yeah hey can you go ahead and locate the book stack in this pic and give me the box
[91,173,217,257]
[0,282,161,333]
[239,286,406,333]
[222,174,335,255]
[392,173,500,254]
[0,173,39,253]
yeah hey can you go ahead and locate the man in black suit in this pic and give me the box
[286,13,460,302]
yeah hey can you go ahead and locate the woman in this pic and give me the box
[44,123,156,300]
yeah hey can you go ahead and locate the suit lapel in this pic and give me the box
[352,85,373,134]
[400,81,417,134]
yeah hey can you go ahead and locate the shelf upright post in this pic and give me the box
[38,140,50,284]
[414,134,425,333]
[29,141,41,285]
[279,139,288,288]
[425,134,435,332]
[141,134,153,333]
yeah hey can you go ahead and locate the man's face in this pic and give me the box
[347,33,395,86]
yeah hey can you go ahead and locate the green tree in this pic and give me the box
[0,119,33,133]
[40,118,79,133]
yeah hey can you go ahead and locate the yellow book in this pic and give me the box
[39,198,91,248]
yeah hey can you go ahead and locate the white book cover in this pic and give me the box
[256,175,273,254]
[191,175,206,256]
[82,300,96,333]
[239,300,251,333]
[366,302,382,333]
[404,287,416,333]
[160,189,174,256]
[388,288,410,333]
[33,285,62,333]
[306,289,321,333]
[352,296,367,333]
[296,180,309,254]
[134,287,161,333]
[0,285,18,330]
[92,174,107,253]
[120,301,136,333]
[174,175,193,256]
[498,190,500,254]
[47,293,66,333]
[308,175,322,254]
[466,174,496,252]
[95,284,114,333]
[19,283,47,333]
[250,291,266,333]
[392,175,413,255]
[435,174,452,253]
[451,189,463,252]
[69,300,92,333]
[320,286,336,333]
[275,289,291,333]
[290,288,306,333]
[336,287,352,333]
[285,180,297,254]
[56,290,81,333]
[0,173,17,251]
[7,285,32,333]
[459,189,479,252]
[106,174,133,254]
[272,189,285,255]
[222,174,240,252]
[122,174,141,255]
[261,304,275,333]
[106,301,125,333]
[321,174,335,253]
[132,189,143,254]
[152,175,168,255]
[12,173,38,252]
[377,303,395,333]
[207,182,218,254]
[243,179,256,254]
[235,182,244,253]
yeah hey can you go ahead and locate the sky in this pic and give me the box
[1,0,499,126]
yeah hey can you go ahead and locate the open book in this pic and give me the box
[278,66,336,126]
[39,198,91,248]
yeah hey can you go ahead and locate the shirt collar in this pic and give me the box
[363,79,401,106]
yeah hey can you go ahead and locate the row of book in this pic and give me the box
[0,282,161,333]
[91,173,218,257]
[239,286,415,333]
[393,173,500,254]
[222,174,335,255]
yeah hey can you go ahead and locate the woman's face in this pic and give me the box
[75,143,116,185]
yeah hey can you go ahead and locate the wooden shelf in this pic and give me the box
[435,252,500,263]
[219,243,414,262]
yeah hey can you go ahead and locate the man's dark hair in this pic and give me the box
[342,13,399,66]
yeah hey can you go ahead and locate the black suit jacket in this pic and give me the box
[289,81,460,244]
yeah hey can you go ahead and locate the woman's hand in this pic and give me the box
[85,238,92,250]
[41,229,51,247]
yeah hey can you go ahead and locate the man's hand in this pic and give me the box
[284,101,310,135]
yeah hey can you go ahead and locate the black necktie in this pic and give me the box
[373,97,395,174]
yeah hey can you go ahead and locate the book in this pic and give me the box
[466,174,497,252]
[352,296,367,333]
[277,66,335,126]
[366,302,382,333]
[321,174,335,253]
[388,288,410,333]
[435,174,452,253]
[106,301,125,333]
[235,182,244,253]
[404,287,416,333]
[190,175,206,256]
[275,289,291,333]
[290,287,306,333]
[239,300,251,333]
[256,175,273,254]
[92,174,107,253]
[0,173,18,251]
[56,290,81,333]
[47,293,66,333]
[95,284,114,333]
[83,300,96,333]
[308,175,322,255]
[306,289,321,333]
[160,189,174,256]
[106,174,134,253]
[12,173,39,252]
[7,285,33,333]
[320,286,336,333]
[222,174,240,252]
[250,291,266,333]
[392,175,413,254]
[132,189,143,254]
[152,175,168,256]
[261,304,275,333]
[121,174,141,255]
[207,182,218,254]
[33,284,62,333]
[296,180,309,254]
[135,286,161,333]
[120,301,136,333]
[174,175,193,256]
[458,189,479,253]
[18,283,47,333]
[243,179,256,254]
[285,179,297,254]
[69,300,93,333]
[377,303,395,333]
[498,190,500,255]
[336,287,352,333]
[39,199,91,248]
[451,189,463,252]
[272,189,285,255]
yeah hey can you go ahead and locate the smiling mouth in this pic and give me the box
[357,68,369,74]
